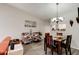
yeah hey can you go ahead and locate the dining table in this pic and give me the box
[53,36,66,54]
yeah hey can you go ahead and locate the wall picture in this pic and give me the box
[24,20,36,27]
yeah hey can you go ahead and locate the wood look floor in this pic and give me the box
[23,40,79,55]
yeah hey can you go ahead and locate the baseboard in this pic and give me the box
[71,47,79,50]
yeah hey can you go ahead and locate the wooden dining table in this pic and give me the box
[53,36,65,54]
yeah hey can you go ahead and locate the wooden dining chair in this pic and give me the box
[44,33,57,54]
[61,35,72,55]
[44,33,50,51]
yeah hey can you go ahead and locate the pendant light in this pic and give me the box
[51,3,63,23]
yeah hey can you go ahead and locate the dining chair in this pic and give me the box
[49,36,58,54]
[61,35,72,55]
[44,33,57,54]
[44,33,50,51]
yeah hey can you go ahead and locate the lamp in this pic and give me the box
[51,3,63,23]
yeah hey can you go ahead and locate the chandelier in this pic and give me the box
[51,3,63,23]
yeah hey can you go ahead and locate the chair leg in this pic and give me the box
[44,39,46,51]
[51,48,53,55]
[60,48,62,55]
[45,47,47,54]
[56,45,59,55]
[68,48,72,55]
[57,48,59,55]
[44,43,45,51]
[65,48,68,55]
[70,49,72,55]
[45,44,47,54]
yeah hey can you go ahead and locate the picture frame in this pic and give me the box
[24,20,36,27]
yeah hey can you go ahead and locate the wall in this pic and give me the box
[61,8,79,49]
[0,4,46,42]
[45,6,79,49]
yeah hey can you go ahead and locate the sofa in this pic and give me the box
[21,32,32,44]
[32,32,42,42]
[0,36,11,55]
[21,32,42,44]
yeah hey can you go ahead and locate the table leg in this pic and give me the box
[57,41,62,55]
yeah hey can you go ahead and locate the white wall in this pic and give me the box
[0,4,46,42]
[45,6,79,49]
[61,8,79,49]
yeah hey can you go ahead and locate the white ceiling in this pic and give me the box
[8,3,79,20]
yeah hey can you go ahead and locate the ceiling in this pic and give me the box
[8,3,79,20]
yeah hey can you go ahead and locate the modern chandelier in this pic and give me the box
[51,3,63,24]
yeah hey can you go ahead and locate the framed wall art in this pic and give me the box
[24,20,37,27]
